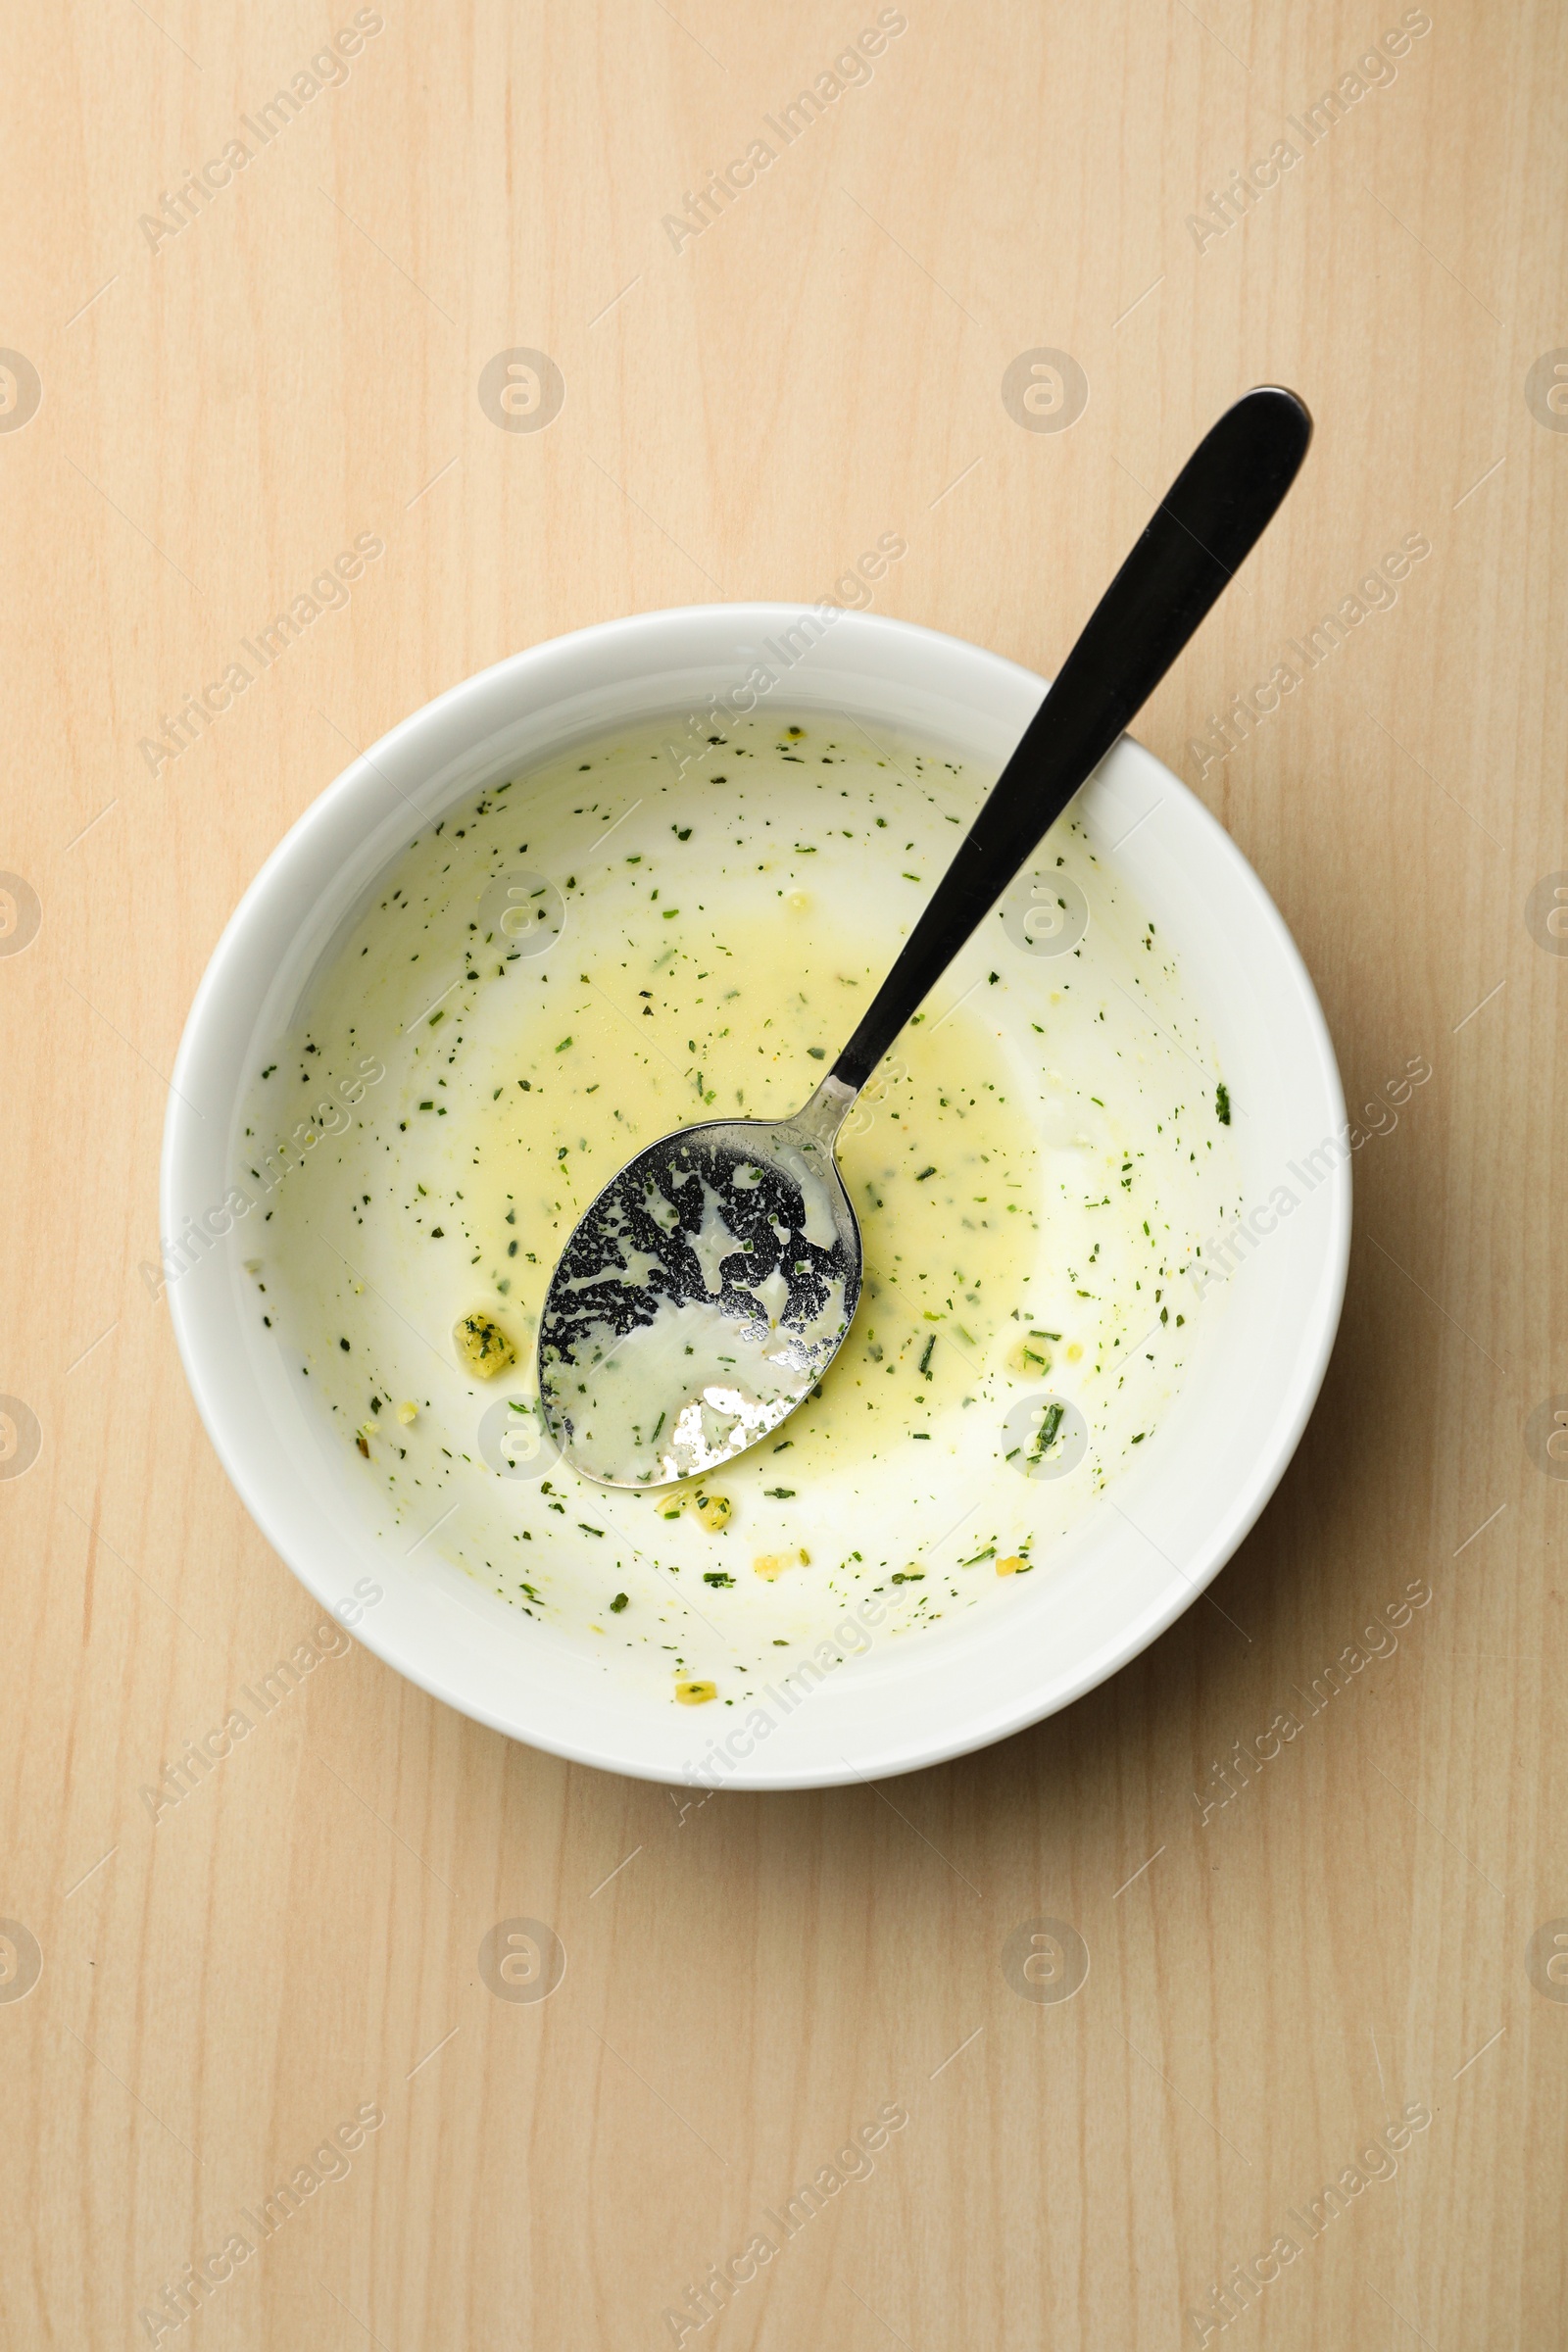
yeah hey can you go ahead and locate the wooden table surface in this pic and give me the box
[4,4,1566,2345]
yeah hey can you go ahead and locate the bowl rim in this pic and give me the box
[165,602,1350,1787]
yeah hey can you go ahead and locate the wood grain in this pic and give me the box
[2,2,1565,2344]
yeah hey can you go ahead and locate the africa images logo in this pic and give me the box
[660,11,908,253]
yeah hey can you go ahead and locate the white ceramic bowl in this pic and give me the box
[165,605,1349,1788]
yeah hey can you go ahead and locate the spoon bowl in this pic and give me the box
[538,1076,858,1486]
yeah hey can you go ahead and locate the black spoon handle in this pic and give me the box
[830,384,1312,1095]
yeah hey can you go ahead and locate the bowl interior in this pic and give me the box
[165,606,1348,1788]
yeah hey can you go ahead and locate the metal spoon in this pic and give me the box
[538,386,1312,1488]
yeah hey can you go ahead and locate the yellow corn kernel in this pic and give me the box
[674,1678,717,1705]
[692,1491,732,1532]
[396,1400,418,1426]
[997,1554,1026,1577]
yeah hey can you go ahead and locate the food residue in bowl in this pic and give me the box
[236,712,1241,1706]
